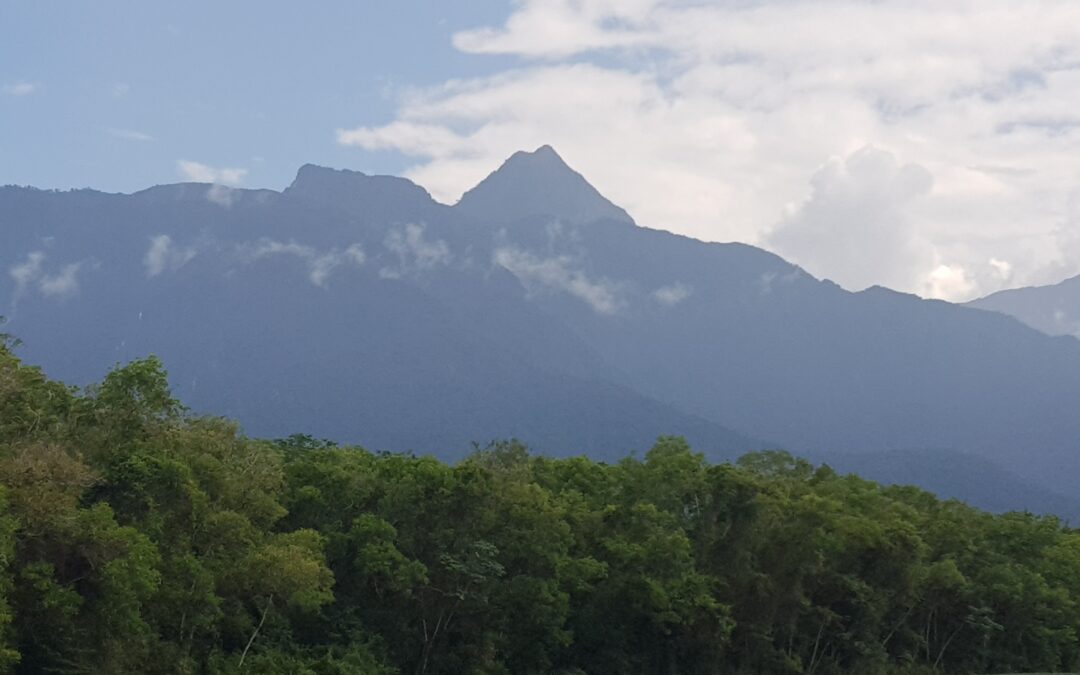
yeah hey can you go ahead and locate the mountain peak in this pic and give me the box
[286,163,426,197]
[290,162,361,185]
[284,163,443,221]
[454,146,634,225]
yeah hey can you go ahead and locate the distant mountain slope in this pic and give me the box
[968,274,1080,338]
[472,212,1080,498]
[0,174,756,462]
[814,448,1080,522]
[4,146,1080,513]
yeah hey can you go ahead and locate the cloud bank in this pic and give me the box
[339,0,1080,300]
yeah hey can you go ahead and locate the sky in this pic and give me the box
[4,1,1080,301]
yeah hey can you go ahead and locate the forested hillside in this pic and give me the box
[2,342,1080,674]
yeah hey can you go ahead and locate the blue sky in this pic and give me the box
[6,0,1080,301]
[0,1,511,192]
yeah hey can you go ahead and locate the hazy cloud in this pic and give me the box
[238,239,365,287]
[9,252,88,301]
[206,184,238,207]
[39,263,83,299]
[144,235,196,278]
[380,224,451,278]
[311,245,367,286]
[177,160,247,186]
[107,128,154,142]
[758,268,805,295]
[9,251,45,299]
[494,246,621,314]
[652,283,691,306]
[2,82,39,97]
[340,0,1080,300]
[989,257,1013,281]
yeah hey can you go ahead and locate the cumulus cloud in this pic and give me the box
[652,282,691,306]
[767,146,934,293]
[380,224,452,278]
[2,82,39,97]
[177,160,247,186]
[238,238,365,287]
[493,246,622,314]
[923,264,976,301]
[338,0,1080,300]
[144,235,197,278]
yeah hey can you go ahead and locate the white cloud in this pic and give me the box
[107,128,154,142]
[493,246,622,314]
[989,257,1013,281]
[8,252,90,302]
[238,239,365,287]
[767,146,934,293]
[380,223,452,278]
[452,0,652,58]
[242,239,315,261]
[144,235,196,278]
[652,282,691,306]
[206,184,237,207]
[112,82,130,97]
[9,251,45,296]
[339,0,1080,300]
[177,160,247,186]
[39,263,82,299]
[311,244,368,286]
[2,82,39,97]
[924,264,976,301]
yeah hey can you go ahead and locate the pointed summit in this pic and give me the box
[454,146,634,225]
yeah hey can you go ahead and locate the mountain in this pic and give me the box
[0,162,754,463]
[4,146,1080,516]
[968,274,1080,338]
[455,145,633,225]
[814,448,1080,521]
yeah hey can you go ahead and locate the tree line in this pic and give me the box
[1,343,1079,674]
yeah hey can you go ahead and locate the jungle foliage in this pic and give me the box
[1,345,1078,674]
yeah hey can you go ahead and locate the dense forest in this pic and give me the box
[1,337,1080,674]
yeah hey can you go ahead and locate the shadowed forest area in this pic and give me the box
[1,342,1080,674]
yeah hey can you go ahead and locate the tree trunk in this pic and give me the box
[239,595,273,668]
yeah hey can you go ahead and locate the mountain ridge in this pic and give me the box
[4,148,1080,516]
[968,273,1080,339]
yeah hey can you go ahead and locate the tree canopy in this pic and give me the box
[0,344,1078,673]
